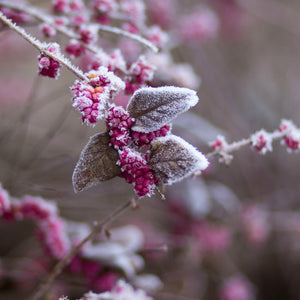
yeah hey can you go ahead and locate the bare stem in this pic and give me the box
[0,11,87,81]
[32,199,133,300]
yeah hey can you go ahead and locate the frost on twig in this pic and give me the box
[0,11,87,80]
[148,135,209,185]
[208,119,300,165]
[127,86,199,133]
[72,132,121,193]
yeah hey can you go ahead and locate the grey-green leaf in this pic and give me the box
[148,135,209,185]
[127,86,199,133]
[72,132,121,192]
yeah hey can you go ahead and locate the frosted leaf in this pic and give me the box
[72,132,120,192]
[127,86,199,133]
[148,135,209,185]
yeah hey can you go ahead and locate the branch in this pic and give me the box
[97,24,159,53]
[205,119,300,165]
[0,11,88,81]
[32,199,134,300]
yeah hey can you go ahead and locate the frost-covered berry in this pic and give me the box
[0,7,33,24]
[54,16,69,26]
[92,0,118,14]
[69,0,85,11]
[120,0,146,25]
[106,106,133,149]
[53,0,70,13]
[250,129,272,154]
[65,39,85,58]
[145,25,168,49]
[209,135,228,151]
[71,67,125,125]
[39,23,56,38]
[131,125,171,147]
[117,148,157,197]
[19,196,58,221]
[38,43,61,79]
[37,217,70,259]
[284,135,300,151]
[279,119,300,152]
[125,82,140,94]
[122,22,139,34]
[129,56,156,84]
[79,25,98,44]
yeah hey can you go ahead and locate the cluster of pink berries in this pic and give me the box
[71,68,125,125]
[279,119,300,152]
[38,43,61,79]
[65,39,85,57]
[250,129,272,155]
[52,0,84,14]
[117,148,158,197]
[0,185,127,291]
[0,186,69,259]
[131,125,170,146]
[106,106,133,149]
[104,104,175,197]
[210,120,300,160]
[91,0,118,24]
[125,56,156,94]
[0,6,32,24]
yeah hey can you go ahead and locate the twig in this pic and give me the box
[0,11,87,81]
[206,130,286,159]
[97,24,158,53]
[32,199,133,300]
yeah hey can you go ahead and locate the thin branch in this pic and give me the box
[32,199,134,300]
[97,24,159,53]
[0,11,87,81]
[206,130,286,159]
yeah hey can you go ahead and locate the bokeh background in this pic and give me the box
[1,0,300,299]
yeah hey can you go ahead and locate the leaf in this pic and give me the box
[72,132,121,192]
[148,135,209,185]
[127,86,199,133]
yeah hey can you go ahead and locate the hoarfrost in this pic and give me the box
[72,132,120,192]
[148,135,209,185]
[127,86,199,132]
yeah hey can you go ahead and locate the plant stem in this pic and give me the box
[206,130,286,158]
[0,11,87,81]
[32,199,133,300]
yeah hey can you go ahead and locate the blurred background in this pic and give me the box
[1,0,300,299]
